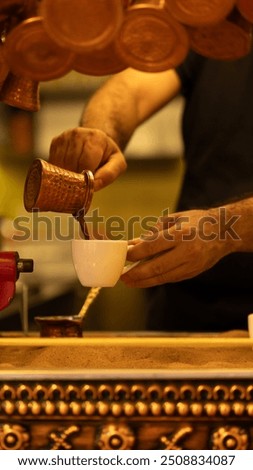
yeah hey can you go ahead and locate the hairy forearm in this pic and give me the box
[210,197,253,254]
[80,75,143,150]
[80,68,181,150]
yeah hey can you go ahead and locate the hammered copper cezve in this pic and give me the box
[40,0,124,52]
[116,0,190,72]
[23,158,94,215]
[4,17,75,81]
[0,72,40,111]
[165,0,236,26]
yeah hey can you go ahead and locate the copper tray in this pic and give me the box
[4,17,74,81]
[40,0,123,52]
[116,2,190,72]
[165,0,236,27]
[188,9,252,60]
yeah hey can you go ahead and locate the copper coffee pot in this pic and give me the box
[0,72,40,111]
[23,158,94,217]
[23,158,94,239]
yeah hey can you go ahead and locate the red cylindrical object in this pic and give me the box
[0,252,17,311]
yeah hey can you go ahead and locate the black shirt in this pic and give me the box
[177,50,253,209]
[146,51,253,332]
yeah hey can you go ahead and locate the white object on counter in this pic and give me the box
[248,314,253,338]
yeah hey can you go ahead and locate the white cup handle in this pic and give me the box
[122,260,141,274]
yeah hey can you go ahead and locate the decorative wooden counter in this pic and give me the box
[0,334,253,450]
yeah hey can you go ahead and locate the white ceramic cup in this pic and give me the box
[248,314,253,338]
[71,239,128,287]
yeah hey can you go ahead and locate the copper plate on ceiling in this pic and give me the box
[4,17,75,81]
[115,2,190,72]
[73,39,127,76]
[40,0,123,53]
[188,12,252,60]
[165,0,236,27]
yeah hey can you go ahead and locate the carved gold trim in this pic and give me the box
[211,425,249,450]
[0,424,30,450]
[48,425,80,450]
[0,381,253,418]
[161,426,193,450]
[97,424,135,450]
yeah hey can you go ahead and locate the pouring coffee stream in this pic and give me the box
[73,208,90,240]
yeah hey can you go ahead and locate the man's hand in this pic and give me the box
[49,127,127,191]
[121,208,240,287]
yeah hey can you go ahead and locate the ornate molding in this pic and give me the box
[211,425,249,450]
[161,426,193,450]
[48,425,81,450]
[97,424,135,450]
[0,381,253,419]
[0,424,30,450]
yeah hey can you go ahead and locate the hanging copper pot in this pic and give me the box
[39,0,124,53]
[187,8,252,60]
[236,0,253,22]
[23,158,94,215]
[115,0,190,72]
[73,37,127,76]
[3,16,75,81]
[165,0,236,27]
[0,72,40,111]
